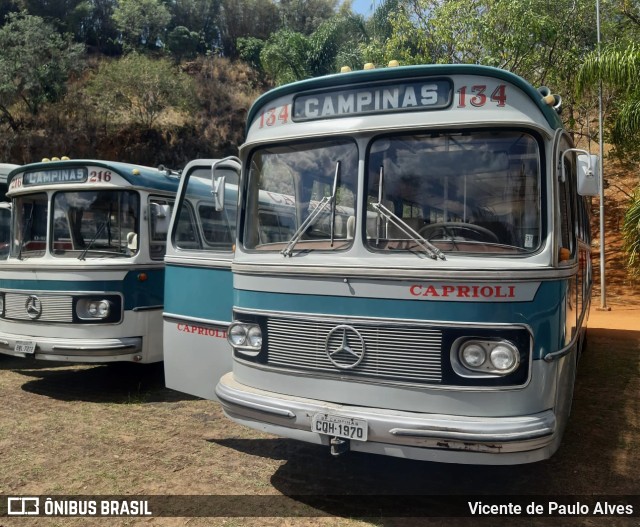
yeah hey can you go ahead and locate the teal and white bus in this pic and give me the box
[1,163,19,259]
[0,159,180,363]
[163,158,240,400]
[214,64,598,464]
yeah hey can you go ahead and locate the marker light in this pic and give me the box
[340,66,352,73]
[363,62,375,70]
[388,60,400,67]
[51,157,60,161]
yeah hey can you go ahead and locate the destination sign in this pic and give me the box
[23,167,88,186]
[293,79,452,122]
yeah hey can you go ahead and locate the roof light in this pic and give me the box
[340,66,351,73]
[51,157,60,161]
[363,63,375,70]
[42,158,51,163]
[61,156,70,161]
[388,60,400,67]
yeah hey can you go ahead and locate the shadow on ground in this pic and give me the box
[6,359,198,404]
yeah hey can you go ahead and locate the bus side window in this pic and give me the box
[198,203,236,251]
[149,198,174,260]
[558,157,576,261]
[174,203,201,250]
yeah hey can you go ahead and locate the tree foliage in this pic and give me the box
[86,53,195,127]
[623,187,640,279]
[0,11,84,130]
[112,0,171,50]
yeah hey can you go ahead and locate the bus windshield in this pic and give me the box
[51,190,140,258]
[366,131,542,255]
[244,140,358,252]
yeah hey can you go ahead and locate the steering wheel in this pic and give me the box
[418,222,499,243]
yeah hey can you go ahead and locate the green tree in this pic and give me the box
[165,0,221,53]
[86,53,195,127]
[261,13,366,84]
[237,36,265,71]
[623,187,640,280]
[112,0,171,50]
[0,12,84,130]
[578,44,640,141]
[277,0,338,34]
[167,25,201,59]
[218,0,279,58]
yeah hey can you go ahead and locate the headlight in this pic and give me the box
[228,324,248,346]
[76,298,112,320]
[461,344,485,367]
[456,339,520,376]
[228,322,262,356]
[490,344,517,371]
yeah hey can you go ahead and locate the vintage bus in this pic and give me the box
[214,64,598,464]
[163,158,240,400]
[1,163,19,258]
[162,158,355,399]
[0,159,180,363]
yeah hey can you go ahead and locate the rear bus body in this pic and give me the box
[0,160,180,363]
[216,64,594,464]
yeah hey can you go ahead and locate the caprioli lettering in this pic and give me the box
[177,323,226,338]
[409,284,516,299]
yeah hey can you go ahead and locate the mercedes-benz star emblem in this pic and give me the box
[325,325,365,370]
[25,295,42,320]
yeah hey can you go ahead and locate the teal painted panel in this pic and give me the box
[164,264,233,322]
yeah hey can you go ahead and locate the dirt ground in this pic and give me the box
[1,166,639,527]
[1,306,639,527]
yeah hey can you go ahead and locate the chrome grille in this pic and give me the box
[4,292,74,322]
[267,316,442,383]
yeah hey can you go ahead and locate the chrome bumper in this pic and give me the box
[0,330,142,362]
[216,373,558,464]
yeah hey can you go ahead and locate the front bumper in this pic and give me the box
[216,372,559,465]
[0,330,142,362]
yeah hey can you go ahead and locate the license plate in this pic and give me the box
[311,413,368,441]
[15,341,36,354]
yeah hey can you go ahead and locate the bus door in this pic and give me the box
[163,158,240,400]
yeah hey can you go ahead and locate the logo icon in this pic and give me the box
[25,295,42,320]
[325,325,365,370]
[8,497,40,515]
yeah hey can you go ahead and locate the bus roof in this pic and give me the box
[7,159,179,193]
[0,163,20,183]
[247,63,563,132]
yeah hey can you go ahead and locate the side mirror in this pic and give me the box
[126,232,138,251]
[211,156,241,212]
[150,202,172,235]
[561,149,600,196]
[577,154,600,196]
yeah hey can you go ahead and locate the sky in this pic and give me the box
[347,0,376,17]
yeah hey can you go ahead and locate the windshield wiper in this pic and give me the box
[78,221,107,260]
[373,165,446,261]
[281,161,341,257]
